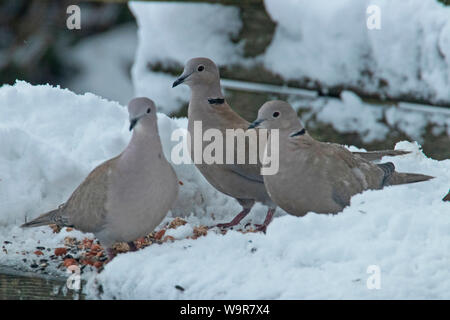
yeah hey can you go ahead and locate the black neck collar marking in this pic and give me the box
[208,98,225,105]
[290,128,306,137]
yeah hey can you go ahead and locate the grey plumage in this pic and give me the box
[22,98,179,258]
[173,57,276,231]
[352,150,410,161]
[251,100,433,217]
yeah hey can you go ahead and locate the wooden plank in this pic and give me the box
[0,267,84,300]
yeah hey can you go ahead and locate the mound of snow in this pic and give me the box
[0,82,243,229]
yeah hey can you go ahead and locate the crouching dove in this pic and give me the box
[249,100,433,217]
[21,98,179,260]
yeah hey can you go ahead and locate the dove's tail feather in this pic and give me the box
[21,208,62,228]
[353,149,410,161]
[388,172,434,186]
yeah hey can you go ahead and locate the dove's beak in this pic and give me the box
[129,118,138,131]
[248,119,265,129]
[172,74,188,88]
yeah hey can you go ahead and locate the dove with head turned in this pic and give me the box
[249,100,434,217]
[22,98,179,260]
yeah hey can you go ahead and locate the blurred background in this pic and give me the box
[1,0,449,159]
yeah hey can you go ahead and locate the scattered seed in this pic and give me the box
[154,229,166,240]
[175,285,185,292]
[54,247,67,256]
[169,217,187,229]
[163,235,175,242]
[63,258,77,267]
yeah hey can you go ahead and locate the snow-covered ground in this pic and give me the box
[0,82,449,299]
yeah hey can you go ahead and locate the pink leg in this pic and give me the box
[255,208,275,233]
[216,208,251,229]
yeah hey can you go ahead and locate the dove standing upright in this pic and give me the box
[249,100,434,216]
[173,57,276,232]
[173,57,410,232]
[22,98,179,260]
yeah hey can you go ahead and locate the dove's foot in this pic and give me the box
[254,208,275,234]
[216,208,251,229]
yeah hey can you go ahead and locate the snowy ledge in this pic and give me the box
[0,82,449,299]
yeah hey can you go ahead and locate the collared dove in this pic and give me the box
[173,57,276,232]
[21,98,179,260]
[249,100,434,217]
[172,57,411,232]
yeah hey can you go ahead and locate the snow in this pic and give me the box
[313,91,389,143]
[1,82,448,299]
[65,23,137,105]
[129,1,244,114]
[129,0,450,117]
[0,81,127,228]
[264,0,450,105]
[290,90,450,144]
[3,0,450,298]
[88,141,450,299]
[0,81,243,230]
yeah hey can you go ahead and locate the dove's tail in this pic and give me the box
[21,208,62,228]
[443,191,450,202]
[353,149,410,162]
[377,162,433,186]
[388,172,434,186]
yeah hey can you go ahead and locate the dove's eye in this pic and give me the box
[146,108,151,114]
[197,65,205,72]
[273,111,280,118]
